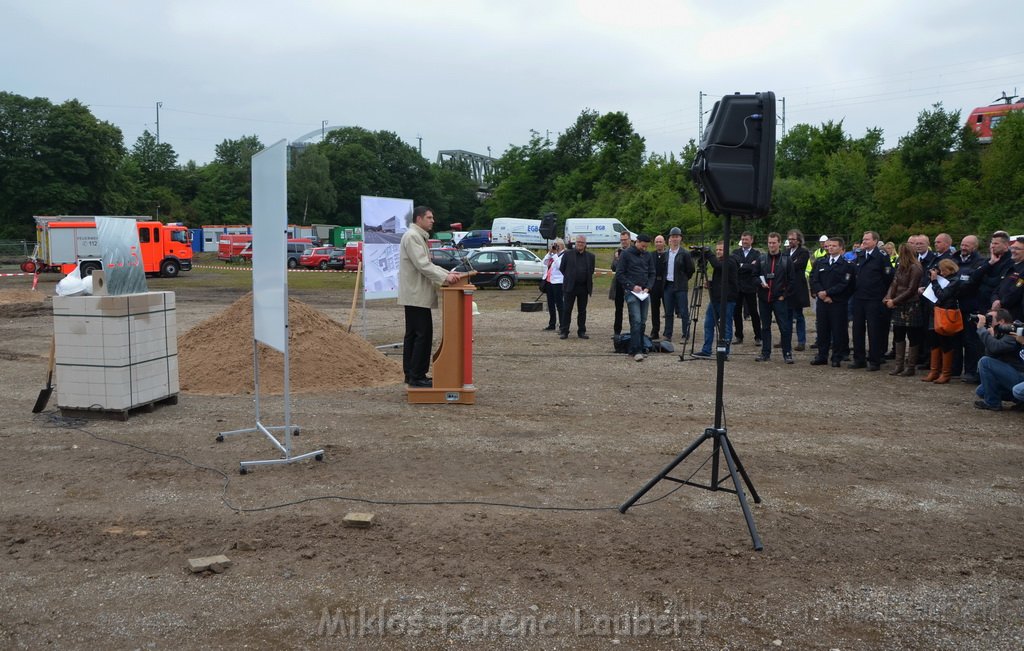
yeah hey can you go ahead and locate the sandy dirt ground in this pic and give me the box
[0,271,1022,650]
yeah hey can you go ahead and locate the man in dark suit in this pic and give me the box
[955,235,985,382]
[809,237,854,367]
[755,232,797,363]
[786,229,811,351]
[913,234,939,369]
[609,231,631,336]
[649,235,667,339]
[559,235,596,340]
[850,230,894,371]
[663,227,696,342]
[731,231,762,345]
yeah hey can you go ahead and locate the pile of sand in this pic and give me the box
[178,293,404,394]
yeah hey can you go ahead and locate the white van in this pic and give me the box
[564,218,636,248]
[490,218,548,247]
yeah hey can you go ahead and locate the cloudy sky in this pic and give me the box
[3,0,1022,165]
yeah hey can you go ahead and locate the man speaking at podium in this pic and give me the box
[399,206,461,388]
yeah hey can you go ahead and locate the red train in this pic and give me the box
[966,91,1024,144]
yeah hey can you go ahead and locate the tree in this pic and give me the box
[319,127,435,224]
[899,104,960,192]
[894,103,961,225]
[592,111,645,188]
[0,93,125,237]
[771,176,824,236]
[548,110,645,213]
[288,148,336,224]
[129,130,178,185]
[822,150,874,235]
[776,121,849,179]
[873,152,911,229]
[481,131,556,223]
[191,135,264,223]
[977,111,1024,232]
[776,124,815,179]
[616,152,710,237]
[429,160,480,228]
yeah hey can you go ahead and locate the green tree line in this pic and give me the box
[2,90,1022,242]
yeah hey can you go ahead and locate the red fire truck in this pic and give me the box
[23,216,193,277]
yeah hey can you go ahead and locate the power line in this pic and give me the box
[162,106,312,126]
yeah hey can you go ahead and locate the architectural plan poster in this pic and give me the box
[360,195,412,300]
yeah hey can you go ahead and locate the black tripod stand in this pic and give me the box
[679,250,709,361]
[620,214,763,551]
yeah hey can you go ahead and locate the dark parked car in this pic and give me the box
[430,248,465,271]
[455,249,517,290]
[326,248,347,270]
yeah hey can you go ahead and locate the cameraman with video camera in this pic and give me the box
[692,241,739,360]
[973,308,1024,411]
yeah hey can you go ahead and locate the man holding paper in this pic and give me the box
[615,233,655,361]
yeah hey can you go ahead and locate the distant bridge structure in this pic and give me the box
[290,125,349,154]
[437,150,496,188]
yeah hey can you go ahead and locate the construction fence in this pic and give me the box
[0,240,34,260]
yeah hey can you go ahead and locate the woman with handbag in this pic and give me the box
[923,258,964,384]
[883,243,924,376]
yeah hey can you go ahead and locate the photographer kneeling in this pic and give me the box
[974,308,1024,411]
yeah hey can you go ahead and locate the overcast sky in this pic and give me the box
[3,0,1023,166]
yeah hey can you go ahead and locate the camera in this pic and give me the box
[994,320,1024,337]
[968,313,992,328]
[689,245,710,253]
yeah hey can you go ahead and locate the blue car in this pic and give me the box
[457,230,492,249]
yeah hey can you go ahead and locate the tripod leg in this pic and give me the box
[680,279,705,360]
[723,440,760,503]
[719,434,763,551]
[619,431,712,513]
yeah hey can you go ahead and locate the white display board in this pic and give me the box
[252,140,288,352]
[360,196,413,300]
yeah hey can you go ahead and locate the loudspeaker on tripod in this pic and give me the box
[690,92,776,219]
[539,212,558,240]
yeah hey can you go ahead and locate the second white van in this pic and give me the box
[564,218,636,248]
[490,218,548,247]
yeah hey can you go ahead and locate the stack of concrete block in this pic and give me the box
[53,291,178,412]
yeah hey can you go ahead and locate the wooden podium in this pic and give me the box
[407,275,476,404]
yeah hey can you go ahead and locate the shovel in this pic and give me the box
[32,336,56,413]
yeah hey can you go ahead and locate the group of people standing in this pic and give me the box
[609,229,702,360]
[810,230,1023,380]
[542,228,699,361]
[539,235,597,340]
[403,205,1023,411]
[539,225,1022,397]
[543,227,816,364]
[688,229,812,362]
[809,229,1024,411]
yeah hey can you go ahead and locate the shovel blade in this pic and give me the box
[32,386,53,414]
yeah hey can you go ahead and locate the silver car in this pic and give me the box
[477,246,545,282]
